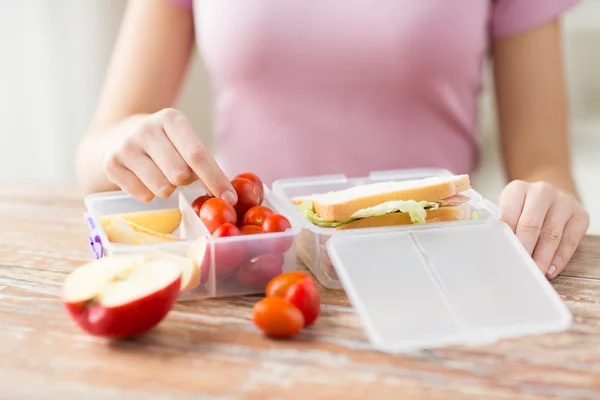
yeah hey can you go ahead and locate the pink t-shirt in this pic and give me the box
[172,0,578,185]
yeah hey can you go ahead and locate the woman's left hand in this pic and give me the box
[499,180,590,280]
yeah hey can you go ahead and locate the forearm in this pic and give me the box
[76,115,149,194]
[76,0,195,194]
[500,111,576,196]
[492,18,579,199]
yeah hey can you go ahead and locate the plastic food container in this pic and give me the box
[272,168,572,352]
[272,168,501,289]
[83,184,300,300]
[83,168,572,352]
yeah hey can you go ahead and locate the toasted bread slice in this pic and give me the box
[335,204,470,230]
[295,175,470,222]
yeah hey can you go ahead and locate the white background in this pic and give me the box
[0,0,599,233]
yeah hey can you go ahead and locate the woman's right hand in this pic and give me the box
[102,108,237,205]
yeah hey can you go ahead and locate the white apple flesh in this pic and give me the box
[61,255,182,339]
[147,250,203,292]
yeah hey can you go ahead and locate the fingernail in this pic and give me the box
[221,190,237,205]
[547,265,557,277]
[158,185,174,198]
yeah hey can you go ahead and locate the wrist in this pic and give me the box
[510,165,579,199]
[76,114,149,194]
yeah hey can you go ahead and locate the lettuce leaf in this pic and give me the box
[297,201,356,227]
[297,199,439,227]
[349,200,439,224]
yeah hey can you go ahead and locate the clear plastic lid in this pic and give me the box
[326,221,572,353]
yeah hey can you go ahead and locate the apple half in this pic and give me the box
[62,255,182,339]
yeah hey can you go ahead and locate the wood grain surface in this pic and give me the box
[1,183,599,400]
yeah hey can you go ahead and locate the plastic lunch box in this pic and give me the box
[83,168,572,352]
[271,168,572,352]
[84,184,301,300]
[272,168,502,288]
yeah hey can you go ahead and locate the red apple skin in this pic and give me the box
[63,276,181,339]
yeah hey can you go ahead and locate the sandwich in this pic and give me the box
[292,174,472,230]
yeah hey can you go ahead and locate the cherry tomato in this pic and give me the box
[235,172,264,204]
[210,223,245,280]
[231,177,261,222]
[266,271,310,298]
[260,214,294,254]
[252,297,304,338]
[191,194,214,215]
[285,277,321,326]
[242,205,274,227]
[212,223,242,238]
[240,225,263,235]
[199,198,237,234]
[272,253,285,265]
[237,254,284,289]
[198,243,246,282]
[262,214,292,233]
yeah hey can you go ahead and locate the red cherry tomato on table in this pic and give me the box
[199,198,237,234]
[242,206,274,227]
[252,297,304,338]
[262,214,292,233]
[240,225,263,235]
[237,254,284,289]
[265,271,310,298]
[285,277,321,326]
[191,194,214,215]
[231,177,261,222]
[235,172,264,204]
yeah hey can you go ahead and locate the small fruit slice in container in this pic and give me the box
[102,217,181,245]
[61,255,182,339]
[99,208,182,235]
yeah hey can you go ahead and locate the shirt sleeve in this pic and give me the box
[491,0,581,39]
[168,0,193,9]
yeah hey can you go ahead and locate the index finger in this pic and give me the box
[499,180,528,232]
[158,109,237,204]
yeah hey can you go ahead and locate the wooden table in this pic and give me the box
[1,183,599,400]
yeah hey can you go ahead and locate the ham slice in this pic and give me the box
[436,194,470,207]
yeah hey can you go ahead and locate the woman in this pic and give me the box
[76,0,589,280]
